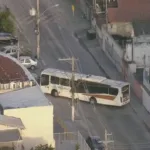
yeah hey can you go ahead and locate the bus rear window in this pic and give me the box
[122,85,129,96]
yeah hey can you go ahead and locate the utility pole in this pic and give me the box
[93,0,96,10]
[17,39,20,60]
[105,0,108,30]
[36,0,40,59]
[103,129,114,150]
[58,57,78,122]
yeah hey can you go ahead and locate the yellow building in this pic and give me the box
[0,53,54,150]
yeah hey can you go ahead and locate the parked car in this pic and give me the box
[0,45,19,56]
[19,56,37,70]
[0,32,18,45]
[86,136,105,150]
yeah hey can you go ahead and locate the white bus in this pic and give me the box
[40,68,130,106]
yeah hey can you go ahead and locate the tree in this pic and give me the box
[0,9,15,33]
[31,144,54,150]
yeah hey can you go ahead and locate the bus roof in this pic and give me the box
[41,68,129,88]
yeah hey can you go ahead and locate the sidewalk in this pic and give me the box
[75,31,150,132]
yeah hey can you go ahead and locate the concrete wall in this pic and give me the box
[4,106,54,150]
[125,42,150,68]
[96,25,124,74]
[142,87,150,113]
[143,68,150,91]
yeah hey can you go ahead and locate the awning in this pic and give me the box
[0,115,25,129]
[0,129,22,143]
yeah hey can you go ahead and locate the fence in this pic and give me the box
[54,132,91,150]
[0,80,36,93]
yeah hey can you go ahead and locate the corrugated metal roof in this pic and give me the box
[108,0,150,23]
[0,55,28,84]
[0,86,51,109]
[0,115,25,129]
[0,129,22,142]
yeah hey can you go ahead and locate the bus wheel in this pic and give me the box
[51,90,58,97]
[90,97,97,104]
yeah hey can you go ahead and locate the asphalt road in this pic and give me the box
[3,0,150,149]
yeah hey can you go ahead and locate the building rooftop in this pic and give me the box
[0,53,52,109]
[0,86,51,109]
[0,54,28,84]
[107,0,150,23]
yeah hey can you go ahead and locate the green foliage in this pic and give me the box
[75,143,80,150]
[31,144,54,150]
[0,9,15,33]
[0,147,14,150]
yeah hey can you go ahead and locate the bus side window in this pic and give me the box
[109,88,118,95]
[60,78,70,86]
[41,74,49,86]
[51,76,59,84]
[76,83,86,93]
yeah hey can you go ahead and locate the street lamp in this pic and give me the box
[29,3,59,59]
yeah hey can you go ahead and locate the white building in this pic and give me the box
[123,20,150,68]
[0,53,54,149]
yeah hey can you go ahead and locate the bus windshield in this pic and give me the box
[122,85,129,98]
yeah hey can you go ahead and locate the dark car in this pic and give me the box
[86,136,105,150]
[0,32,18,45]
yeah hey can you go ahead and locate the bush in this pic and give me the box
[31,144,54,150]
[0,9,15,33]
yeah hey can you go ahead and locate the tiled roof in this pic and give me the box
[108,0,150,23]
[0,55,28,84]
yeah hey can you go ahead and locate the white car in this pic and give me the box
[19,56,37,70]
[0,45,19,56]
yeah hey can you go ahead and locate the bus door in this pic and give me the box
[59,78,71,98]
[40,74,50,94]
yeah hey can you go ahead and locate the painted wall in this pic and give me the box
[4,106,54,150]
[142,87,150,113]
[125,42,150,68]
[96,25,124,73]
